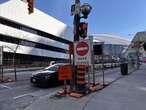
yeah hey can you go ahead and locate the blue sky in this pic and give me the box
[35,0,146,40]
[1,0,146,40]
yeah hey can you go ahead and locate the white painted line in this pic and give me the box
[0,84,12,89]
[13,87,60,100]
[13,93,30,100]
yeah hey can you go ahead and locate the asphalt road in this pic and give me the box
[0,67,121,110]
[0,70,60,110]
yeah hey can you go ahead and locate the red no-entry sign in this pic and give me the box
[74,39,92,65]
[76,42,89,56]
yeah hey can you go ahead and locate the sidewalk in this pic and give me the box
[2,67,44,73]
[25,64,146,110]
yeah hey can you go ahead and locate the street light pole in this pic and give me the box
[71,0,80,90]
[73,0,80,41]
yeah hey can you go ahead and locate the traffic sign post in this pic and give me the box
[58,65,72,95]
[70,0,92,96]
[73,39,93,93]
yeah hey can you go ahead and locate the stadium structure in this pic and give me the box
[92,34,130,57]
[0,0,130,67]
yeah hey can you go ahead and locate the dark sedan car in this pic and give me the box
[30,63,66,87]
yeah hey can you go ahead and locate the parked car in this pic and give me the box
[30,63,68,87]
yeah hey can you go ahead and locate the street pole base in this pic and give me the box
[102,83,109,87]
[69,91,85,98]
[0,76,14,83]
[57,86,70,97]
[89,84,103,92]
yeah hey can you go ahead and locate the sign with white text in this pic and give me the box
[74,39,92,65]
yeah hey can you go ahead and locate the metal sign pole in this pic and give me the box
[102,55,105,86]
[92,60,95,85]
[0,46,3,82]
[64,80,67,95]
[90,36,96,85]
[2,65,3,82]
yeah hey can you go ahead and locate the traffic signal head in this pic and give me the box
[79,22,88,39]
[27,0,34,14]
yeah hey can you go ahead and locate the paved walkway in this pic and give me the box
[25,63,146,110]
[3,67,43,73]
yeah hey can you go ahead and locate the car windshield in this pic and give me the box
[44,64,59,71]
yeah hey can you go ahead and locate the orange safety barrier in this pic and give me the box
[77,80,86,84]
[77,78,86,81]
[77,70,86,74]
[77,76,85,79]
[76,65,87,85]
[77,65,86,69]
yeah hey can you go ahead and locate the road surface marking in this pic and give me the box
[0,84,12,89]
[13,93,30,99]
[13,88,59,100]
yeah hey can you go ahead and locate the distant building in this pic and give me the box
[0,0,73,66]
[125,31,146,62]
